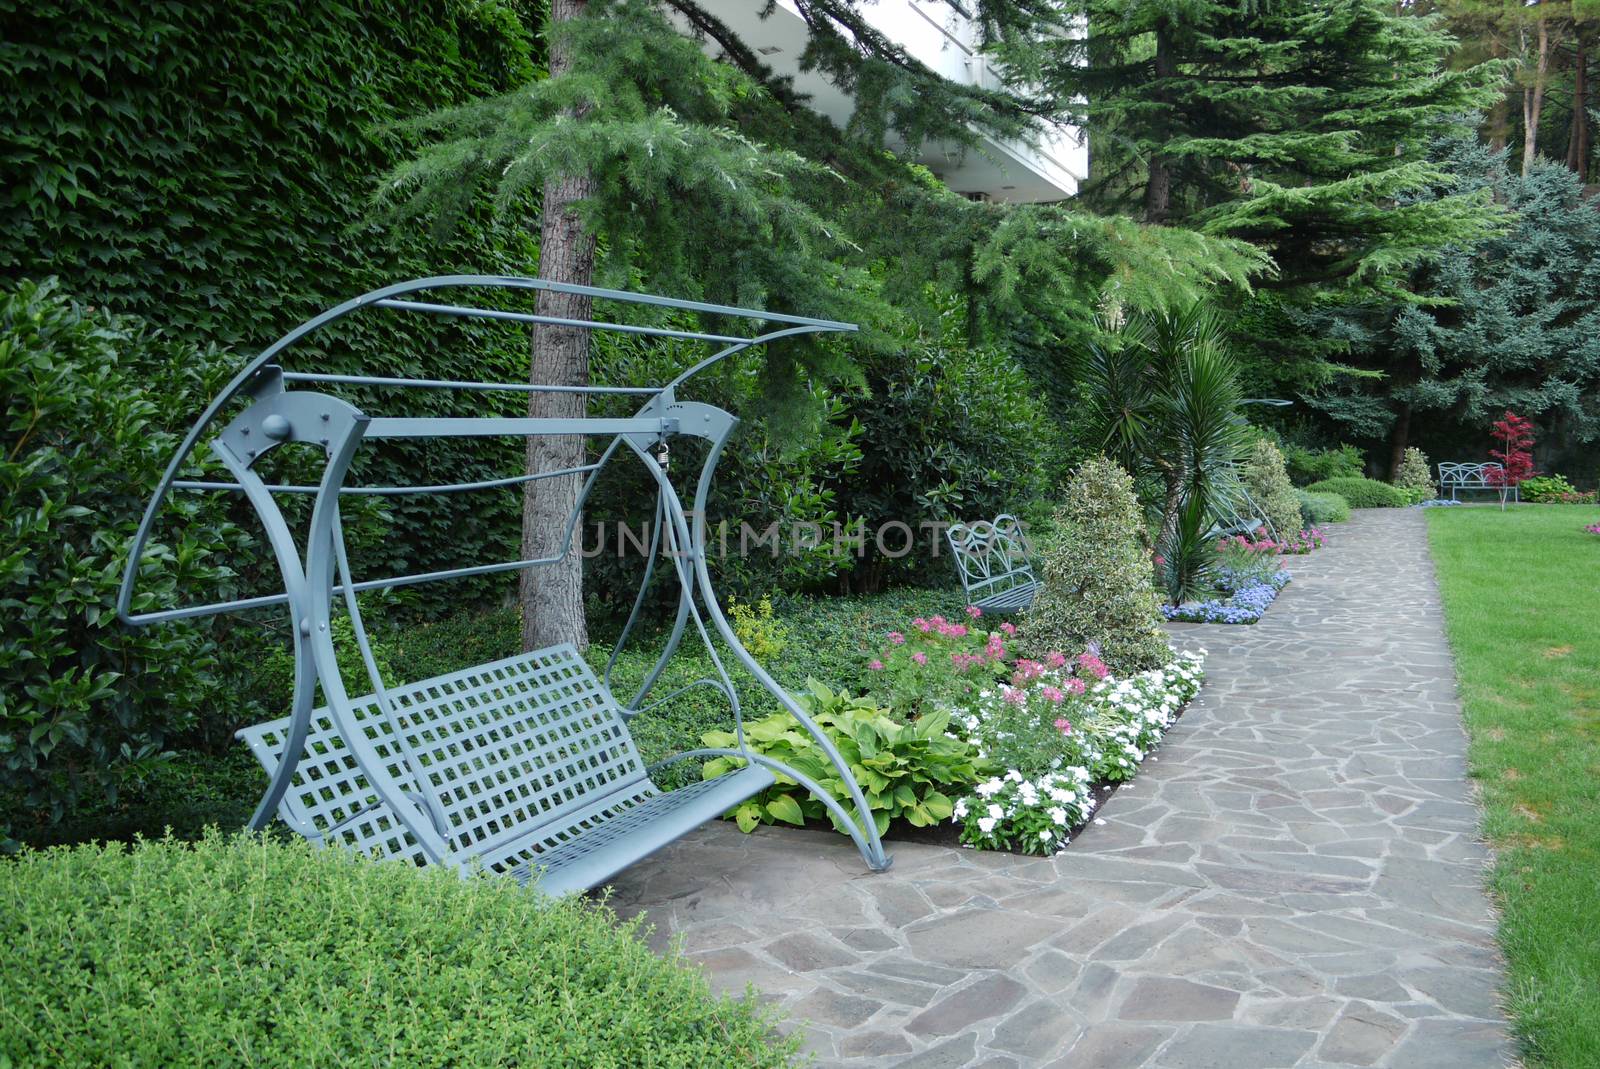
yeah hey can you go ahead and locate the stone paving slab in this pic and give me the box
[608,509,1513,1067]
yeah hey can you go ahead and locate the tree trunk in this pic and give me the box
[1387,401,1411,480]
[1568,34,1589,178]
[520,0,596,653]
[1155,470,1184,559]
[1523,17,1551,175]
[1143,19,1175,225]
[1487,35,1511,153]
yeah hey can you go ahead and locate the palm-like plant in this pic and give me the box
[1080,304,1250,603]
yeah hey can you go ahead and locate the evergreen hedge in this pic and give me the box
[1,0,541,605]
[1304,477,1410,509]
[0,833,796,1067]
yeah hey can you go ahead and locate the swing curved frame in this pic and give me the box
[118,275,892,892]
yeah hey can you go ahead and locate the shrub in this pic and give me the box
[1283,442,1365,485]
[1023,457,1171,674]
[0,281,244,841]
[0,832,795,1067]
[1394,446,1435,501]
[701,681,982,836]
[1241,439,1303,539]
[727,595,790,659]
[1304,477,1410,508]
[1296,489,1352,524]
[840,341,1060,590]
[1521,474,1583,503]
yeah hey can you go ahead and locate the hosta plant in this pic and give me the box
[701,680,983,837]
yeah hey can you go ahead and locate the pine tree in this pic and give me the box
[1047,0,1507,294]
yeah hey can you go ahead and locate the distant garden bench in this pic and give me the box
[946,514,1040,613]
[1438,462,1513,502]
[118,276,891,897]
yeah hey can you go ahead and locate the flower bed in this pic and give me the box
[1162,570,1291,624]
[951,650,1205,854]
[1415,498,1463,508]
[867,611,1206,856]
[1586,523,1600,536]
[1159,529,1301,624]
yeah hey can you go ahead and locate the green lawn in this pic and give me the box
[1427,505,1600,1068]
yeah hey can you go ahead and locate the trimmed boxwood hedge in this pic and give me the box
[1304,476,1410,509]
[1295,489,1352,524]
[0,833,797,1068]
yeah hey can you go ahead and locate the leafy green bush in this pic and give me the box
[0,832,796,1067]
[727,595,791,659]
[0,280,244,841]
[1241,439,1303,538]
[841,341,1059,590]
[1394,446,1435,502]
[1520,474,1587,503]
[701,681,982,836]
[1304,477,1410,508]
[1023,457,1171,674]
[1284,443,1365,485]
[1295,489,1352,525]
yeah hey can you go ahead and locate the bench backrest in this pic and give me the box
[1438,462,1503,489]
[237,645,649,870]
[946,514,1035,598]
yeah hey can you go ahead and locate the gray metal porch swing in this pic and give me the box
[117,275,892,896]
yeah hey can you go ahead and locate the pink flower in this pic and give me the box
[1065,677,1086,695]
[1041,685,1064,704]
[912,651,928,666]
[1053,718,1072,734]
[1002,687,1026,706]
[966,605,983,618]
[1046,651,1067,669]
[985,634,1006,660]
[1076,652,1108,679]
[1000,621,1017,636]
[913,617,932,633]
[887,631,906,645]
[1153,554,1166,566]
[869,659,884,671]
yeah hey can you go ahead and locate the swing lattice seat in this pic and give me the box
[118,275,890,895]
[236,646,775,896]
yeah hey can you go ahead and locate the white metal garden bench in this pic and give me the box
[946,514,1040,613]
[1438,461,1513,501]
[118,275,891,896]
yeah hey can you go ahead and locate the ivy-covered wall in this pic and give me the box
[1,0,543,605]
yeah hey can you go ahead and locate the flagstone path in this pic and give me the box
[609,508,1513,1068]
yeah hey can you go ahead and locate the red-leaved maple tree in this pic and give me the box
[1486,411,1535,504]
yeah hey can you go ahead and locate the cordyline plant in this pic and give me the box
[1487,410,1535,510]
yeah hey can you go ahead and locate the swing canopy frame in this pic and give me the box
[118,275,892,895]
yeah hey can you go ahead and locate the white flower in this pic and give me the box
[987,803,1004,821]
[977,816,997,834]
[976,778,1003,798]
[1039,829,1054,842]
[1049,806,1068,826]
[953,799,969,819]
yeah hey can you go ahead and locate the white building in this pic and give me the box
[690,0,1086,203]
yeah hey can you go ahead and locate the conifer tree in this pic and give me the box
[1302,138,1600,474]
[1047,0,1507,294]
[378,0,1267,648]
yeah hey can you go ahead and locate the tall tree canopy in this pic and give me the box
[1302,138,1600,474]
